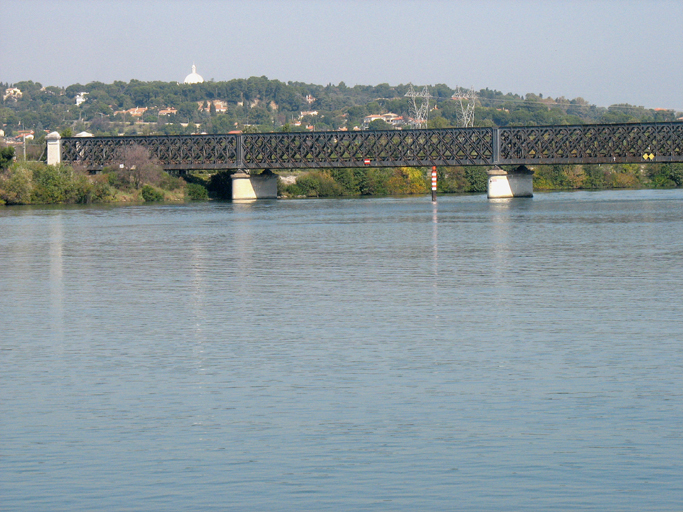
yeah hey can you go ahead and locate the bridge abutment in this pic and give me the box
[231,170,278,201]
[46,132,61,165]
[487,165,534,199]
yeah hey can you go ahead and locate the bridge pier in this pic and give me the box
[231,170,278,200]
[487,165,534,199]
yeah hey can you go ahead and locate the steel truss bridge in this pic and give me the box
[61,122,683,172]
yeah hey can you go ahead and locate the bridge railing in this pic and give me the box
[60,122,683,170]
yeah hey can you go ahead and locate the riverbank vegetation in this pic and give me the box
[0,144,204,205]
[2,161,682,206]
[276,163,683,198]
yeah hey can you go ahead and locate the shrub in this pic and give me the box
[141,185,164,202]
[582,165,607,189]
[648,163,683,188]
[464,167,488,193]
[31,164,79,203]
[186,182,209,200]
[0,164,33,204]
[159,172,184,191]
[0,145,15,170]
[358,168,392,195]
[385,167,428,195]
[437,166,468,193]
[534,165,572,190]
[291,171,345,197]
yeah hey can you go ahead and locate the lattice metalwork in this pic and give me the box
[405,84,431,129]
[242,128,493,168]
[60,122,683,171]
[452,86,477,128]
[498,122,683,164]
[62,134,239,170]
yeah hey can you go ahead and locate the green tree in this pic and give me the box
[0,164,33,204]
[464,167,487,192]
[648,163,683,188]
[367,119,393,130]
[0,145,15,169]
[428,116,449,129]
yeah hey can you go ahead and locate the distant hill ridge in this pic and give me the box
[1,78,680,140]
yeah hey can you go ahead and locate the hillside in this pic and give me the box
[2,78,681,144]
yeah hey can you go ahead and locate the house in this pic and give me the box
[75,92,88,106]
[3,88,22,101]
[114,107,148,117]
[362,113,405,129]
[299,110,318,119]
[197,100,228,113]
[16,129,34,140]
[158,108,178,116]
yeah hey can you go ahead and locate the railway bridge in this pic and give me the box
[47,122,683,200]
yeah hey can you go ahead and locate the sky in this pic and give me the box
[2,0,682,110]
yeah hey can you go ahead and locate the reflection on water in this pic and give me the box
[1,190,683,512]
[49,214,64,344]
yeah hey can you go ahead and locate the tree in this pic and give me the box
[114,145,163,189]
[368,119,393,130]
[0,145,15,169]
[428,116,449,129]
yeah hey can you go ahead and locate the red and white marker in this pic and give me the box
[431,166,437,202]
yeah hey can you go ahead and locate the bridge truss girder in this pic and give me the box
[498,123,683,165]
[60,122,683,171]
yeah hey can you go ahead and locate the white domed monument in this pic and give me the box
[184,64,204,84]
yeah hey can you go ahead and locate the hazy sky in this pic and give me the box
[2,0,682,109]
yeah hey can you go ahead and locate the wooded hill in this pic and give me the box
[2,77,680,141]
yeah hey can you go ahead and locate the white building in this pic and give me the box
[362,113,405,129]
[3,88,22,101]
[184,64,204,84]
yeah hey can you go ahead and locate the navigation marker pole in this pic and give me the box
[431,166,437,202]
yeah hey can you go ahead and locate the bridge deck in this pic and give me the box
[61,122,683,171]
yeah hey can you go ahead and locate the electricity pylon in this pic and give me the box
[453,86,477,128]
[405,84,431,129]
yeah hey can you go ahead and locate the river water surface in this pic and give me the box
[1,190,683,511]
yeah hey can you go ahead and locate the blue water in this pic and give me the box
[2,190,682,511]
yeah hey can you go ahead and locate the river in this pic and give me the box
[1,190,682,511]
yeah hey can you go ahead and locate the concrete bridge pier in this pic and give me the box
[231,169,278,200]
[487,165,534,199]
